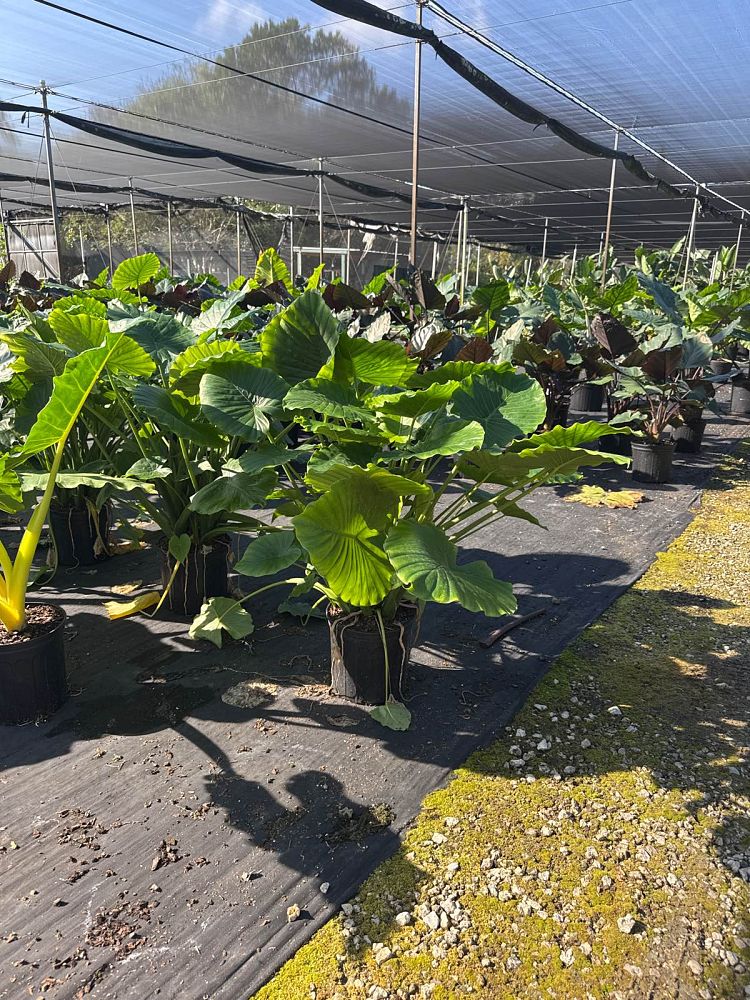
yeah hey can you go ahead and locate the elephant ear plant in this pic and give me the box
[192,295,629,730]
[0,333,134,723]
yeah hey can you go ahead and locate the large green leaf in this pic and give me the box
[230,443,304,475]
[305,462,431,504]
[384,521,516,617]
[169,340,244,393]
[293,477,396,607]
[20,470,155,494]
[369,381,461,419]
[0,332,68,382]
[344,337,417,386]
[109,312,195,361]
[406,416,484,458]
[103,332,156,377]
[190,290,248,336]
[260,291,340,383]
[189,468,276,514]
[22,337,128,456]
[132,383,223,447]
[234,530,301,577]
[189,597,254,648]
[255,247,292,289]
[473,281,510,316]
[284,378,373,424]
[451,369,546,448]
[0,457,23,513]
[199,363,289,441]
[112,253,161,292]
[48,311,109,353]
[408,361,504,387]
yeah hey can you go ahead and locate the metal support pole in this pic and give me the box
[317,158,324,268]
[394,237,399,268]
[408,1,425,268]
[597,231,604,259]
[682,186,700,290]
[0,191,11,263]
[730,217,744,291]
[236,207,242,277]
[39,83,64,280]
[345,226,351,283]
[459,199,469,301]
[78,226,85,274]
[288,206,295,278]
[599,130,620,288]
[105,206,114,273]
[570,242,578,284]
[166,201,173,274]
[475,243,481,285]
[128,178,138,254]
[431,240,438,279]
[541,217,549,268]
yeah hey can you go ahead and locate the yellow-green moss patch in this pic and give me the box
[255,449,750,1000]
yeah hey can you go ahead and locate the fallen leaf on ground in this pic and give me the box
[104,592,160,619]
[564,485,646,509]
[110,581,143,595]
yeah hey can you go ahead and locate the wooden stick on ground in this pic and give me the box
[479,607,548,649]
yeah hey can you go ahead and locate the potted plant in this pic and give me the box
[193,317,627,727]
[0,332,139,723]
[608,331,713,482]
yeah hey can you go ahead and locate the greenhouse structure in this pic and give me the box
[0,2,748,999]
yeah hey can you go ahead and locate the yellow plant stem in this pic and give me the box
[2,436,66,633]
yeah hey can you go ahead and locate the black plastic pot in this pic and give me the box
[158,537,231,617]
[49,502,111,566]
[730,380,750,415]
[570,382,605,412]
[710,359,733,376]
[545,401,569,430]
[601,432,632,456]
[0,605,67,725]
[631,440,674,483]
[672,417,707,454]
[328,604,421,705]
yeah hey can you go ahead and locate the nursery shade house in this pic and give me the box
[0,0,749,266]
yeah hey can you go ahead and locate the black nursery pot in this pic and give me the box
[158,536,231,617]
[0,605,67,725]
[328,604,421,705]
[730,379,750,416]
[49,502,111,566]
[631,440,674,484]
[672,416,707,454]
[570,382,605,413]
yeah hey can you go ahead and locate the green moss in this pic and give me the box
[255,447,750,1000]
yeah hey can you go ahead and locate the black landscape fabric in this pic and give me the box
[0,410,746,1000]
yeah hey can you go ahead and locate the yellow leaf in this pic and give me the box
[564,485,645,510]
[110,580,143,595]
[104,591,160,619]
[111,540,145,555]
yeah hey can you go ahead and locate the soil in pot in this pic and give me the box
[672,416,706,454]
[0,604,67,725]
[328,603,421,705]
[730,380,750,416]
[632,440,674,484]
[49,502,111,566]
[570,382,605,412]
[158,537,231,618]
